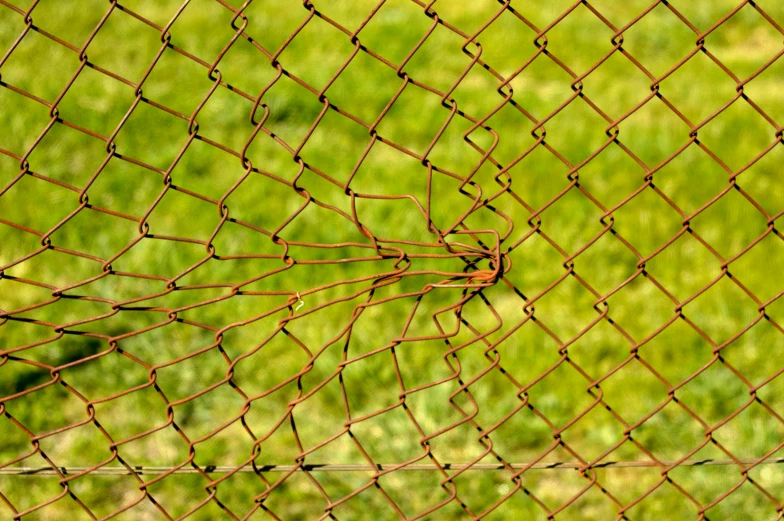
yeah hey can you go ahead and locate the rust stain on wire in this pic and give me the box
[1,0,784,519]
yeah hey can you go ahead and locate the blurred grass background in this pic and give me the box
[1,0,784,519]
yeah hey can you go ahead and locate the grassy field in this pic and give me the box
[2,0,784,519]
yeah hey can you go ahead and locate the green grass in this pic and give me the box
[1,0,784,519]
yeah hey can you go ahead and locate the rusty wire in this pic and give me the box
[1,0,784,519]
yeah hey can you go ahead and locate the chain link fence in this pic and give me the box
[1,0,784,519]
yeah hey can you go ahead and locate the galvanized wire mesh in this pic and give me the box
[1,0,784,519]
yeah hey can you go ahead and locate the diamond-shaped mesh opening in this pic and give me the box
[525,361,599,430]
[604,270,676,342]
[501,141,572,211]
[458,359,524,425]
[70,474,153,519]
[646,232,724,303]
[653,141,731,214]
[0,27,75,103]
[1,174,76,234]
[701,479,780,521]
[24,0,107,48]
[572,228,640,295]
[144,472,224,519]
[620,2,699,79]
[672,0,770,37]
[113,101,190,170]
[381,470,468,519]
[507,52,577,121]
[661,50,740,125]
[705,3,784,80]
[538,96,611,167]
[90,385,170,441]
[565,319,632,379]
[511,0,584,34]
[528,274,604,341]
[474,7,537,75]
[559,404,626,462]
[54,207,144,259]
[630,400,706,462]
[0,87,54,156]
[59,348,149,400]
[537,3,618,76]
[3,380,87,437]
[24,122,111,188]
[730,232,784,304]
[353,0,436,65]
[720,319,784,386]
[323,473,402,520]
[555,483,622,521]
[690,188,769,260]
[375,82,455,157]
[617,94,691,167]
[698,97,778,171]
[682,273,760,345]
[257,469,331,518]
[538,185,608,256]
[258,73,332,148]
[676,360,751,426]
[639,318,716,383]
[623,478,700,519]
[143,48,215,116]
[734,142,784,217]
[299,110,375,185]
[583,49,654,121]
[403,22,474,95]
[37,422,113,468]
[194,86,259,152]
[519,467,596,516]
[0,356,53,401]
[427,108,501,174]
[164,139,244,200]
[600,358,671,425]
[326,49,405,124]
[712,400,784,460]
[0,462,71,514]
[168,0,239,64]
[590,0,663,28]
[278,16,360,93]
[86,8,163,80]
[742,47,784,124]
[449,468,523,518]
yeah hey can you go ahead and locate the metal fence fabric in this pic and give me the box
[1,0,784,519]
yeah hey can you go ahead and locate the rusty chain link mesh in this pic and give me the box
[1,0,784,519]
